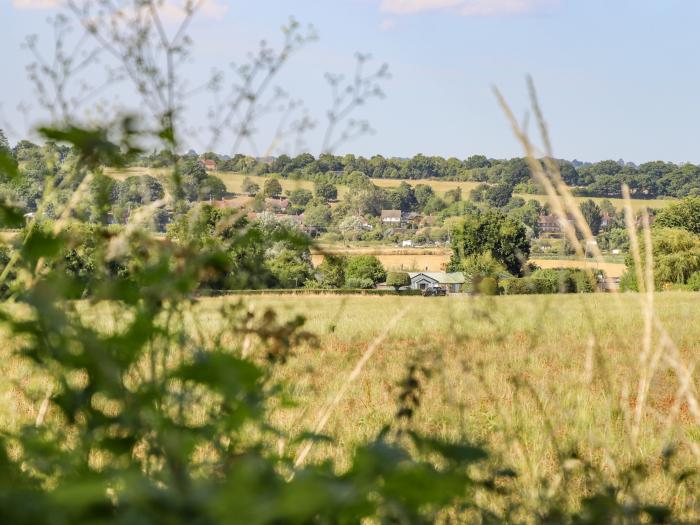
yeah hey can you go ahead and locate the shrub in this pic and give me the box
[688,271,700,291]
[345,277,375,289]
[386,271,411,291]
[345,255,386,284]
[619,270,639,292]
[503,269,596,295]
[477,276,499,295]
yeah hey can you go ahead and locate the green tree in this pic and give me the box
[444,187,462,204]
[116,175,165,205]
[414,184,434,208]
[288,188,313,207]
[625,227,700,287]
[317,254,346,287]
[484,183,513,208]
[303,203,332,229]
[314,180,338,202]
[266,245,314,288]
[655,197,700,235]
[449,210,530,276]
[422,195,447,214]
[0,129,10,155]
[199,175,227,201]
[580,199,603,235]
[345,255,386,285]
[263,177,283,198]
[242,176,260,195]
[386,271,411,291]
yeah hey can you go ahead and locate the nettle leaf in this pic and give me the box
[22,229,62,264]
[0,202,25,228]
[0,150,19,180]
[173,351,263,399]
[409,432,489,465]
[641,504,672,524]
[38,126,122,169]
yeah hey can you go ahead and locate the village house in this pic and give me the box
[201,159,217,171]
[380,210,423,228]
[402,211,422,228]
[408,272,465,294]
[537,213,575,237]
[380,209,402,225]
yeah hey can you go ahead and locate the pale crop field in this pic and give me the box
[310,247,627,276]
[310,247,452,271]
[192,291,700,510]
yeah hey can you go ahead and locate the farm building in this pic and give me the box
[408,272,465,293]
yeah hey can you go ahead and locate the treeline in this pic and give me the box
[139,149,700,199]
[8,131,700,200]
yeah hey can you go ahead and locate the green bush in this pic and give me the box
[477,276,499,295]
[688,271,700,291]
[503,268,597,295]
[345,255,386,284]
[386,271,411,290]
[345,277,375,289]
[619,270,637,291]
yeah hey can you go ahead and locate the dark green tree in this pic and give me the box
[241,176,260,195]
[655,197,700,235]
[263,177,283,198]
[449,210,530,276]
[317,254,347,287]
[314,180,338,202]
[484,183,513,208]
[345,255,386,285]
[288,188,313,207]
[580,199,603,235]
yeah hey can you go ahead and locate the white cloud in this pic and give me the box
[13,0,62,8]
[380,0,463,15]
[12,0,229,18]
[380,0,558,16]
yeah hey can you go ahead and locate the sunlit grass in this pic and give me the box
[175,292,699,510]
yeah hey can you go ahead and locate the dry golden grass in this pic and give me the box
[310,247,451,272]
[310,247,627,276]
[188,292,700,507]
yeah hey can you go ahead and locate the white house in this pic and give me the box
[380,210,402,224]
[408,272,465,294]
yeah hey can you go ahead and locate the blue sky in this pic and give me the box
[2,0,700,163]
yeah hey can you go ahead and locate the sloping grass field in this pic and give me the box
[104,168,674,212]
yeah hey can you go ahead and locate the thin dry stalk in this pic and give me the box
[630,206,656,444]
[35,385,53,427]
[292,306,410,472]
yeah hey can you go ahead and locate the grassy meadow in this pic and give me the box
[187,291,700,508]
[104,167,674,212]
[2,288,700,516]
